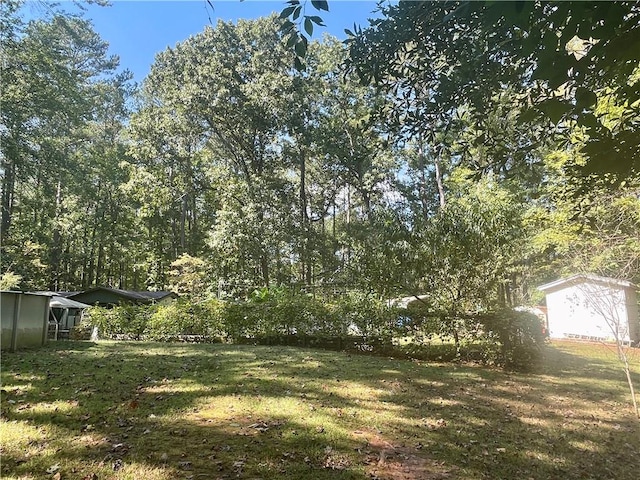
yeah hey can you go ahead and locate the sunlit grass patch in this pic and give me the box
[0,420,49,453]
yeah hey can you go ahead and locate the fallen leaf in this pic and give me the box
[46,464,60,474]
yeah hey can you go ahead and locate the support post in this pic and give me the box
[10,293,22,352]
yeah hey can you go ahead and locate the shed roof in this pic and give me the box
[49,296,90,309]
[389,294,430,309]
[538,274,635,292]
[68,287,177,304]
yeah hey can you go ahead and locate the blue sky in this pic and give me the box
[25,0,384,82]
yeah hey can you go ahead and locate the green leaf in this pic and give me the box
[539,98,571,124]
[517,107,539,124]
[308,16,326,26]
[311,0,329,12]
[279,6,296,19]
[304,17,313,36]
[286,32,298,48]
[294,37,308,57]
[575,87,597,109]
[294,56,305,71]
[292,5,302,21]
[279,20,294,33]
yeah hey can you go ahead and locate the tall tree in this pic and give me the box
[130,15,297,287]
[1,9,122,290]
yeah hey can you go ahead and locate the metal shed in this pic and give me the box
[1,291,51,351]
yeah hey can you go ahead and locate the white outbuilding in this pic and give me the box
[538,274,639,343]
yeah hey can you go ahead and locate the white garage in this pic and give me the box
[538,274,639,343]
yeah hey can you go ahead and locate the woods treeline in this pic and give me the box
[1,1,639,314]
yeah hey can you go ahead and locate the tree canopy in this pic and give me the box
[344,1,640,181]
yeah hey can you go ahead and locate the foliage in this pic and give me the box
[478,309,546,371]
[412,173,529,320]
[0,271,22,290]
[279,0,329,70]
[0,4,137,291]
[5,2,638,381]
[147,299,225,342]
[167,254,210,300]
[347,1,640,181]
[397,301,544,367]
[86,304,155,340]
[85,291,541,369]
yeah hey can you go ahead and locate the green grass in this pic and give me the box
[1,340,639,479]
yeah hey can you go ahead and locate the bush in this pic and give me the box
[85,304,155,340]
[146,299,225,342]
[69,322,93,340]
[334,291,398,343]
[478,309,545,370]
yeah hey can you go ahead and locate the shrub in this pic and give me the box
[478,309,545,370]
[85,304,155,340]
[146,299,225,341]
[334,291,397,343]
[83,294,542,371]
[69,322,93,340]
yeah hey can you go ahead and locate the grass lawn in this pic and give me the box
[1,340,639,480]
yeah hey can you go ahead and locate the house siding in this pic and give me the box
[541,277,639,343]
[625,288,640,342]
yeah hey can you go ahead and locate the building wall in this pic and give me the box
[1,292,50,351]
[625,288,640,343]
[546,282,632,342]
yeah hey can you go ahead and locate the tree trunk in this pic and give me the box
[417,144,430,220]
[49,179,64,290]
[260,253,270,287]
[434,152,446,210]
[95,240,104,287]
[180,193,187,254]
[1,158,15,242]
[300,149,310,284]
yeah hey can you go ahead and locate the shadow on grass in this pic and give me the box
[1,340,639,479]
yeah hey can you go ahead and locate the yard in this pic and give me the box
[1,340,639,480]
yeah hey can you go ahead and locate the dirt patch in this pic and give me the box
[353,430,455,480]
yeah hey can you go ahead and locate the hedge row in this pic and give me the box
[83,293,545,369]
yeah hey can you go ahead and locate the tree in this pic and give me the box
[0,8,126,290]
[168,254,210,300]
[409,170,530,346]
[130,15,298,287]
[345,1,640,181]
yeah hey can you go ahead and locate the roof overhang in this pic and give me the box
[49,296,90,309]
[538,274,635,292]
